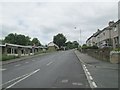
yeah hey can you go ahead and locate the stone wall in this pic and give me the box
[82,48,111,62]
[110,51,120,64]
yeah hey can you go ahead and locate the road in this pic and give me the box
[2,50,90,88]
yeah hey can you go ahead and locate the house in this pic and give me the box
[0,43,44,57]
[86,20,120,49]
[86,29,101,47]
[110,20,120,48]
[47,42,59,51]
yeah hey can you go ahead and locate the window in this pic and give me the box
[103,32,105,35]
[114,27,117,31]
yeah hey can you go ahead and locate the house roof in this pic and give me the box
[86,19,120,43]
[48,42,59,49]
[5,43,32,48]
[0,43,44,49]
[0,44,6,47]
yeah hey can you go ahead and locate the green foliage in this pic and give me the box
[0,39,5,44]
[4,33,15,44]
[4,33,41,46]
[113,48,120,51]
[66,41,73,49]
[1,54,19,61]
[82,44,88,49]
[53,33,67,48]
[82,44,98,49]
[31,38,41,46]
[66,41,79,50]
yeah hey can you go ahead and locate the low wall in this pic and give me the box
[82,48,111,62]
[110,51,120,64]
[82,48,120,63]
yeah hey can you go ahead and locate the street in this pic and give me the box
[2,50,90,88]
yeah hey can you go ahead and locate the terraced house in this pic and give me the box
[86,19,120,49]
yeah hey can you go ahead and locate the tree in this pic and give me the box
[0,39,5,44]
[31,38,41,46]
[4,33,15,44]
[72,41,79,48]
[4,33,32,45]
[53,33,67,48]
[66,41,73,49]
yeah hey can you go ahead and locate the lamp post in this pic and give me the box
[74,27,82,50]
[74,27,81,45]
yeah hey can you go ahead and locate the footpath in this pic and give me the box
[0,53,48,65]
[74,50,119,88]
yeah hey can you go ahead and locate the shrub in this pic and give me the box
[0,54,19,61]
[113,48,120,51]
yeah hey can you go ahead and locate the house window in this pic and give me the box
[114,27,117,31]
[103,32,105,36]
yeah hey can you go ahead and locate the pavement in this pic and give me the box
[75,50,118,88]
[1,50,90,88]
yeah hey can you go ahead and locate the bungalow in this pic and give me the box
[47,42,59,51]
[0,43,44,57]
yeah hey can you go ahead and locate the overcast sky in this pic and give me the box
[0,0,119,45]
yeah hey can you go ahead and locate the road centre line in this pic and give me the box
[15,64,21,67]
[1,69,40,87]
[0,68,6,71]
[6,69,40,89]
[0,73,29,87]
[46,61,53,66]
[25,62,29,64]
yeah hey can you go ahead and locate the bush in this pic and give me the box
[82,45,98,49]
[0,54,19,61]
[113,48,120,51]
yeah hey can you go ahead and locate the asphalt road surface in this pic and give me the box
[2,50,90,88]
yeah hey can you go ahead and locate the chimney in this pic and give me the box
[97,29,101,32]
[109,21,114,26]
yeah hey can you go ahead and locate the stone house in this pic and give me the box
[86,20,120,49]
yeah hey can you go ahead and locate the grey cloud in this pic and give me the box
[1,2,118,45]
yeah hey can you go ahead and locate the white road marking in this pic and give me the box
[87,71,91,76]
[0,73,29,87]
[89,76,93,80]
[72,82,83,86]
[85,69,88,72]
[46,61,53,66]
[0,68,6,71]
[25,62,29,64]
[6,69,40,89]
[15,64,21,67]
[82,64,97,88]
[72,82,78,85]
[77,83,83,86]
[92,82,97,88]
[61,80,68,83]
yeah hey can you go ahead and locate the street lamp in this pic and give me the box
[74,27,82,51]
[74,27,82,46]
